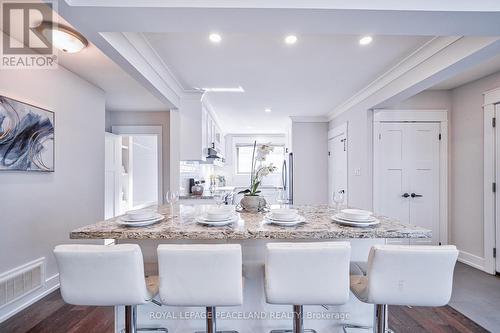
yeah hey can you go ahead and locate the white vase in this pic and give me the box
[240,195,266,212]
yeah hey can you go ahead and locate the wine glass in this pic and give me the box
[213,191,225,207]
[333,190,345,213]
[165,191,180,218]
[276,189,288,208]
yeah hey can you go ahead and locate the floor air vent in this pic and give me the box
[0,258,45,309]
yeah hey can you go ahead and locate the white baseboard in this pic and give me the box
[458,250,486,272]
[0,274,60,324]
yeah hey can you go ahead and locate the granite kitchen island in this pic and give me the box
[70,204,431,333]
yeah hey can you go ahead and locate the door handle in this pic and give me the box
[402,193,410,198]
[411,193,423,198]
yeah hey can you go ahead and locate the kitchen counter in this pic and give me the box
[70,204,431,240]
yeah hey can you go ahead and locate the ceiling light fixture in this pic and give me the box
[359,36,373,46]
[284,35,298,45]
[209,33,222,43]
[264,108,272,113]
[199,86,245,93]
[38,22,88,53]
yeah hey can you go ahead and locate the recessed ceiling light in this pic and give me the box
[209,33,222,43]
[264,108,272,113]
[284,35,298,45]
[359,36,373,46]
[200,86,244,93]
[38,22,88,53]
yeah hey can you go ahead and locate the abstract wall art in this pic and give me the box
[0,96,54,172]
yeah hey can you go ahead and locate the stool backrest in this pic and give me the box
[54,244,150,306]
[157,244,243,306]
[265,241,351,305]
[366,245,458,306]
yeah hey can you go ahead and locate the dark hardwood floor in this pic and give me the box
[0,290,489,333]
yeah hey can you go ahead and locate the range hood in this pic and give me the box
[203,147,225,166]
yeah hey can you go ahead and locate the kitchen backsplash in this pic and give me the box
[179,161,227,195]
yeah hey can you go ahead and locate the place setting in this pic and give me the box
[331,208,380,228]
[195,205,239,227]
[263,208,306,227]
[117,209,165,227]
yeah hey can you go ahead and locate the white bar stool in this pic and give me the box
[157,244,243,333]
[345,244,459,333]
[265,242,351,333]
[54,244,167,333]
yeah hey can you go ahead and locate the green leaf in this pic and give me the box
[238,189,251,194]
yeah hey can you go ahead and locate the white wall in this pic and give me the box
[0,67,105,321]
[291,122,328,204]
[329,109,373,210]
[106,111,171,198]
[449,71,500,260]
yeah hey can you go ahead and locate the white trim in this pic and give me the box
[289,116,329,123]
[458,251,486,272]
[111,126,164,205]
[328,122,347,140]
[373,109,448,122]
[373,109,448,246]
[0,274,59,323]
[483,88,498,275]
[483,87,500,106]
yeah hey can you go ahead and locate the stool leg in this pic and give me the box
[373,304,387,333]
[206,306,217,333]
[125,305,138,333]
[292,305,303,333]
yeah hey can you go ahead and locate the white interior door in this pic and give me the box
[328,128,347,205]
[104,132,121,219]
[408,123,440,245]
[496,104,500,272]
[375,122,440,245]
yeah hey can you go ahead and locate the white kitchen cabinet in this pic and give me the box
[180,94,225,161]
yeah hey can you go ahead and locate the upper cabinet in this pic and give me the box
[179,93,225,161]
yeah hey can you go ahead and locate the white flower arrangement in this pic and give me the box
[238,141,277,196]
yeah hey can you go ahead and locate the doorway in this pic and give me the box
[106,126,163,216]
[373,110,448,246]
[328,123,348,206]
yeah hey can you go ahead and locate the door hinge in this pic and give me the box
[493,182,496,193]
[494,248,497,258]
[378,133,381,140]
[493,117,496,128]
[328,151,331,157]
[438,133,442,140]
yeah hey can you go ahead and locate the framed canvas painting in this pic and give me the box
[0,96,55,172]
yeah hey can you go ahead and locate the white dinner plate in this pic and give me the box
[196,215,238,226]
[120,212,164,222]
[264,215,306,226]
[200,213,236,222]
[331,216,380,227]
[118,215,164,227]
[334,213,377,223]
[265,213,299,222]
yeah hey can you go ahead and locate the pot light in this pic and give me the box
[359,36,373,46]
[264,108,272,113]
[284,35,298,45]
[38,22,88,53]
[209,33,222,43]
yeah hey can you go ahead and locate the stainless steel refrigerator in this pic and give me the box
[281,152,293,204]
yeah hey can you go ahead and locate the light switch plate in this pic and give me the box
[354,168,361,176]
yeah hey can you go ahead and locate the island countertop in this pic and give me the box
[70,204,431,240]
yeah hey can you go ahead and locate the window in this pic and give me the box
[236,144,285,174]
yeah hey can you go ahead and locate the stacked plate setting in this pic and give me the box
[118,209,164,227]
[264,208,305,226]
[331,209,379,227]
[196,206,238,226]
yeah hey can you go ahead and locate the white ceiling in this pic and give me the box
[144,32,431,133]
[57,44,167,112]
[430,53,500,90]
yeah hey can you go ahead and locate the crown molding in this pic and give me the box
[328,36,500,120]
[289,116,329,123]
